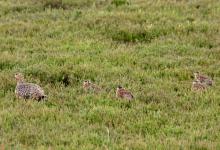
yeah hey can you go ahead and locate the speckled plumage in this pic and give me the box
[116,86,134,101]
[191,80,207,92]
[15,73,46,101]
[194,72,213,86]
[83,80,101,92]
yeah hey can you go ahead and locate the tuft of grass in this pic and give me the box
[111,0,129,7]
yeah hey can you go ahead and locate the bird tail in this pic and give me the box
[38,95,47,101]
[42,95,48,99]
[208,81,213,86]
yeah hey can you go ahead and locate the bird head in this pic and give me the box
[15,73,24,82]
[193,71,200,79]
[117,85,122,90]
[83,80,91,86]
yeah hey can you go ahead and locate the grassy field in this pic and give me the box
[0,0,220,149]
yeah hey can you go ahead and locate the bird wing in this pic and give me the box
[16,83,32,98]
[192,83,206,91]
[28,83,45,96]
[198,75,210,81]
[198,75,213,85]
[121,90,134,99]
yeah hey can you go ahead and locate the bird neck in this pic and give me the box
[116,88,122,93]
[17,79,25,84]
[195,73,199,79]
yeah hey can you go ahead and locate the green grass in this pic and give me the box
[0,0,220,149]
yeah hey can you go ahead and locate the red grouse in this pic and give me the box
[116,86,134,101]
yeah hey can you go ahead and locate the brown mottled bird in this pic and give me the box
[191,80,207,92]
[83,80,101,92]
[15,73,47,101]
[194,72,213,86]
[116,86,134,101]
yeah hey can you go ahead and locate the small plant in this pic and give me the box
[43,0,66,9]
[111,0,129,7]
